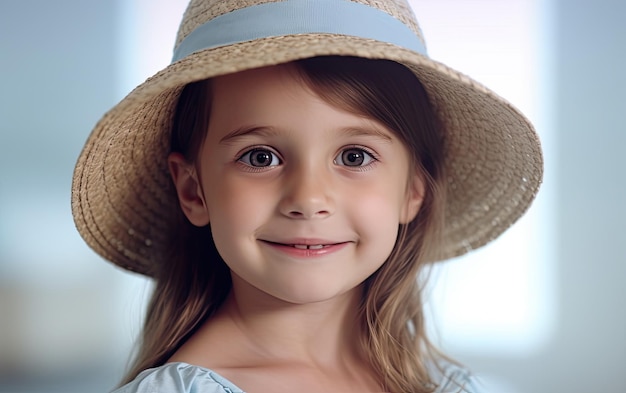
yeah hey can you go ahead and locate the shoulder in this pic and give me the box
[432,361,487,393]
[111,362,244,393]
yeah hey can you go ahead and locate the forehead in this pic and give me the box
[209,64,314,125]
[207,61,386,131]
[206,63,395,142]
[210,63,305,103]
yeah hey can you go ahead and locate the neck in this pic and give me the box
[168,275,382,389]
[220,278,365,367]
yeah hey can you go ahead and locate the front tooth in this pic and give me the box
[293,244,308,250]
[309,245,324,250]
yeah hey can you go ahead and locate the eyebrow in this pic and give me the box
[339,126,393,143]
[219,125,394,144]
[219,126,279,144]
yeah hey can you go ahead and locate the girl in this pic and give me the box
[72,0,543,392]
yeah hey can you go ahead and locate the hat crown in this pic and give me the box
[174,0,426,50]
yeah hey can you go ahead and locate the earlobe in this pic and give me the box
[400,173,425,224]
[168,152,210,226]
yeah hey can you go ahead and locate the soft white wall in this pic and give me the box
[0,2,142,392]
[413,0,554,356]
[419,2,626,392]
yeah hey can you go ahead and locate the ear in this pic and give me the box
[400,172,425,224]
[168,152,210,226]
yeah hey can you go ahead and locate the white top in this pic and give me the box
[112,361,486,392]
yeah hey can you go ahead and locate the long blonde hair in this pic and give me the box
[121,56,448,392]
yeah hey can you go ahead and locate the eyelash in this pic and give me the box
[236,147,282,172]
[333,145,378,170]
[236,145,379,171]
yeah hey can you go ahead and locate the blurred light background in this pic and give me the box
[0,0,624,392]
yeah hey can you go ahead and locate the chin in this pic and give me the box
[267,280,363,306]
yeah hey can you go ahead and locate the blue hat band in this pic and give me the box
[172,0,428,63]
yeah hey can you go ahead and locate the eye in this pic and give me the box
[238,148,281,167]
[334,148,375,167]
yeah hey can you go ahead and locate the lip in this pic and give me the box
[259,238,350,258]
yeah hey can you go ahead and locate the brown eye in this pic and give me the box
[239,148,280,167]
[334,148,374,167]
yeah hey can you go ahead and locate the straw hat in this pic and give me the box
[72,0,543,276]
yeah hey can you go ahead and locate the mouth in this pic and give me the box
[262,240,334,250]
[259,239,350,258]
[291,244,327,250]
[260,240,345,250]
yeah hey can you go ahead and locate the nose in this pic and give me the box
[279,164,335,219]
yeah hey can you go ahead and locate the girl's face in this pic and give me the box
[170,64,424,306]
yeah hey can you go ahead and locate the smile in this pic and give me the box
[292,244,327,250]
[260,239,349,258]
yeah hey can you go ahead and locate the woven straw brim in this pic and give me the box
[72,34,543,276]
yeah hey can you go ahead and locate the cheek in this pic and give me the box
[354,173,409,221]
[205,173,274,235]
[204,176,267,270]
[349,185,405,249]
